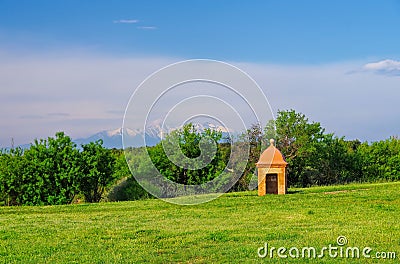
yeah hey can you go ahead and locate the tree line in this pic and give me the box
[122,109,400,195]
[1,109,399,205]
[243,109,400,189]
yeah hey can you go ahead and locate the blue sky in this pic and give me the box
[2,0,400,63]
[0,0,400,146]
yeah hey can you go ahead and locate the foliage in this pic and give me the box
[236,109,400,188]
[358,137,400,182]
[0,147,26,205]
[231,123,263,191]
[0,132,82,205]
[79,140,116,202]
[0,133,116,205]
[147,123,229,186]
[263,109,325,186]
[107,149,152,201]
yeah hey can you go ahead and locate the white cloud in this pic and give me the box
[113,19,139,24]
[137,26,157,30]
[362,59,400,76]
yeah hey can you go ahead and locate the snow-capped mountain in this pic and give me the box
[74,121,232,149]
[74,127,160,149]
[9,121,233,150]
[192,122,231,133]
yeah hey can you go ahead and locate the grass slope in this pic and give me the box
[0,182,399,263]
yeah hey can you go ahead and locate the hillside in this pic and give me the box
[0,182,399,263]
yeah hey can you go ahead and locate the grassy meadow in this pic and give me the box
[0,182,399,263]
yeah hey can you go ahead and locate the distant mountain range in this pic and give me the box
[74,127,160,149]
[74,122,231,149]
[13,122,232,150]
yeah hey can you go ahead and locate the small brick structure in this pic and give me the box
[256,139,287,195]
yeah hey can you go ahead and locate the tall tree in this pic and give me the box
[0,147,26,205]
[79,140,116,202]
[264,109,325,186]
[22,132,81,205]
[148,123,227,186]
[231,123,264,191]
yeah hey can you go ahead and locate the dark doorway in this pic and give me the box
[266,174,278,194]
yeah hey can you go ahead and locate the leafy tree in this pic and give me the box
[22,132,81,205]
[264,109,325,186]
[0,147,26,205]
[358,137,400,182]
[311,135,357,185]
[231,123,263,191]
[148,123,228,186]
[79,140,116,202]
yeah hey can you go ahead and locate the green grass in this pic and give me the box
[1,182,399,263]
